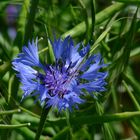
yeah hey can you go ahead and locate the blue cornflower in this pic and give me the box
[12,36,108,111]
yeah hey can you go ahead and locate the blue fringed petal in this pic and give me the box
[16,39,42,67]
[77,80,107,93]
[80,72,108,81]
[52,36,70,60]
[20,77,39,100]
[12,62,37,79]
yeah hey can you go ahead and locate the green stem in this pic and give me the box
[130,120,140,138]
[66,110,73,139]
[123,73,140,101]
[0,109,21,115]
[24,0,39,45]
[78,0,90,43]
[0,123,30,129]
[13,111,140,127]
[122,80,140,111]
[13,119,46,140]
[14,0,30,48]
[90,0,96,41]
[0,62,10,80]
[62,2,125,38]
[111,83,119,112]
[35,105,51,140]
[19,106,40,118]
[72,111,140,125]
[95,102,115,140]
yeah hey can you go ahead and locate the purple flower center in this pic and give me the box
[42,64,75,98]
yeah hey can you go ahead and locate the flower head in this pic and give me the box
[12,36,108,111]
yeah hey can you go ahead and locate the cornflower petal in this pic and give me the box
[15,39,42,67]
[20,77,39,100]
[12,62,37,79]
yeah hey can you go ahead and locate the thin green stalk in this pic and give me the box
[24,0,40,45]
[123,73,140,97]
[78,0,90,43]
[90,0,96,41]
[130,120,140,138]
[0,109,21,115]
[111,84,119,112]
[0,34,11,60]
[19,106,40,118]
[62,2,125,38]
[14,0,30,48]
[117,0,140,4]
[72,111,140,125]
[52,127,69,140]
[89,26,111,54]
[95,102,115,140]
[44,24,55,64]
[70,4,78,24]
[122,80,140,111]
[0,123,30,129]
[14,111,140,127]
[66,110,73,139]
[0,62,10,79]
[13,119,46,140]
[39,47,48,54]
[8,75,15,104]
[35,105,51,140]
[0,77,18,140]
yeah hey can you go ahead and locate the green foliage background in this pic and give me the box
[0,0,140,140]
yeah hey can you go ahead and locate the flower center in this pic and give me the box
[44,65,70,98]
